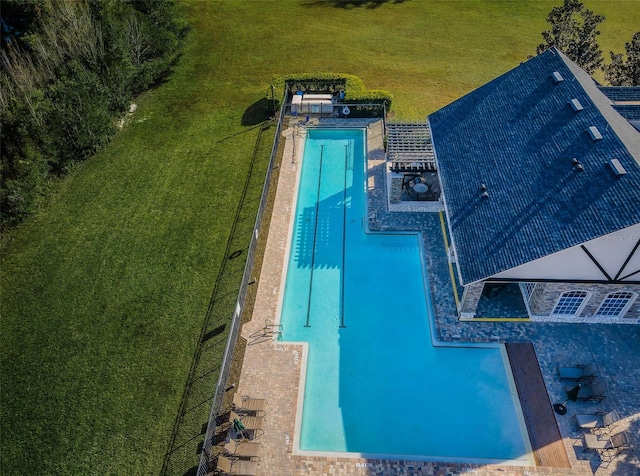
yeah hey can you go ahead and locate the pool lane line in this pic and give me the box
[439,211,460,310]
[340,143,348,328]
[305,144,324,328]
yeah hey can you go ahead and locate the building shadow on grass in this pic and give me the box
[303,0,408,8]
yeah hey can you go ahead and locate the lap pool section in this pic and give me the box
[279,128,531,464]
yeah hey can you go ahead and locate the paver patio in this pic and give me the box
[231,118,640,476]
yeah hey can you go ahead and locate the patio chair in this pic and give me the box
[581,430,630,462]
[224,440,262,460]
[558,361,598,381]
[215,455,258,476]
[229,411,265,439]
[233,393,268,416]
[574,409,621,433]
[565,377,607,402]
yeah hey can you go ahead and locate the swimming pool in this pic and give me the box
[279,128,531,464]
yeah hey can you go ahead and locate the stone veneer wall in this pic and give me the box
[529,282,640,323]
[459,281,485,319]
[389,172,403,204]
[526,281,545,313]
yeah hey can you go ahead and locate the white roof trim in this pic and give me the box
[490,223,640,282]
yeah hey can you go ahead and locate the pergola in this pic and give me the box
[387,121,436,173]
[387,121,436,190]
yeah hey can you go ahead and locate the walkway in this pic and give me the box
[230,118,640,476]
[506,343,570,468]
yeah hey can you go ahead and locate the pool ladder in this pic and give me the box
[248,319,283,345]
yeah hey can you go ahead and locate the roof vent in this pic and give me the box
[608,158,627,176]
[552,71,564,83]
[588,126,603,140]
[572,158,584,172]
[480,183,487,192]
[570,98,584,111]
[481,190,489,198]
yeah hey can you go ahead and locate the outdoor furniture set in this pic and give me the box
[579,430,631,465]
[557,362,631,464]
[213,394,268,475]
[558,361,607,402]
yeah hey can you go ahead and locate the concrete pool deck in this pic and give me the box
[232,118,640,476]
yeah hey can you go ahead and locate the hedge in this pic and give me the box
[279,72,393,112]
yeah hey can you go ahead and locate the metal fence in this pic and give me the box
[194,88,387,475]
[195,87,289,476]
[285,101,387,119]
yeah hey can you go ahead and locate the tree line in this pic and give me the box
[536,0,639,84]
[1,0,638,230]
[1,0,187,229]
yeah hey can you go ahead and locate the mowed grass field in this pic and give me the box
[2,1,638,475]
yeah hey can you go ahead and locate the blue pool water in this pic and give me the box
[280,128,530,464]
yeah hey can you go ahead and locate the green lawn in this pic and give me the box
[2,1,638,475]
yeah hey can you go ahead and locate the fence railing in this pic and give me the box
[195,86,387,475]
[285,101,387,119]
[195,86,289,476]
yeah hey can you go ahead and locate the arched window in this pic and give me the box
[552,291,589,316]
[594,292,637,318]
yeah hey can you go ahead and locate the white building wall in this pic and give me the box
[492,223,640,282]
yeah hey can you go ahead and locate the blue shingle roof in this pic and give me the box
[599,86,640,102]
[599,86,640,124]
[614,105,640,121]
[429,49,640,285]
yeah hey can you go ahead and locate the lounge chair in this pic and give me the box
[558,361,598,381]
[215,455,258,476]
[581,431,630,462]
[565,377,607,402]
[229,411,265,439]
[574,409,620,433]
[224,440,262,460]
[233,394,268,416]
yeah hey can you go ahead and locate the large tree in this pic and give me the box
[536,0,604,74]
[0,0,187,228]
[603,32,640,86]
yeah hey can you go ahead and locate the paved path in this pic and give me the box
[231,118,640,476]
[506,343,571,468]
